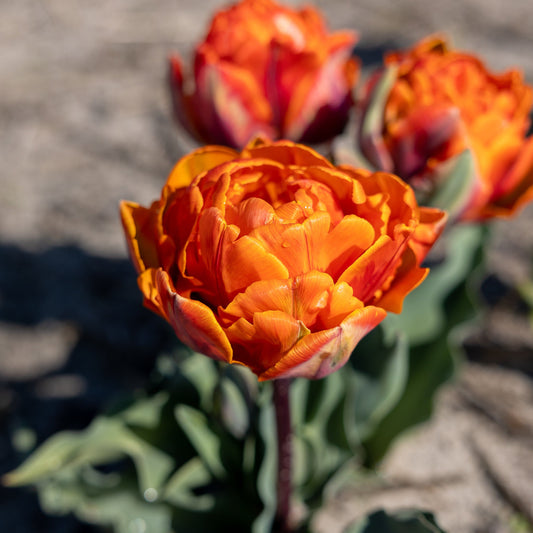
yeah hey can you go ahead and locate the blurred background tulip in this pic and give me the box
[169,0,359,148]
[349,36,533,222]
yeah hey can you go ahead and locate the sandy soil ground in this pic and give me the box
[1,1,533,531]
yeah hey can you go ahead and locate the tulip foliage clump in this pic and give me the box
[6,1,533,532]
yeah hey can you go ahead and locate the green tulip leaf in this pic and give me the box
[344,327,409,446]
[252,392,277,533]
[163,457,214,511]
[4,416,174,492]
[384,223,485,346]
[118,391,169,429]
[428,149,478,220]
[39,477,173,533]
[360,236,486,467]
[359,65,398,171]
[178,354,221,410]
[216,373,251,439]
[344,509,446,533]
[174,405,226,479]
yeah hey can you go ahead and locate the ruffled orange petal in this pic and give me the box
[242,138,332,167]
[374,248,429,313]
[164,145,238,198]
[137,268,166,318]
[156,270,233,363]
[249,220,311,276]
[338,234,407,303]
[409,207,448,265]
[318,281,364,329]
[259,305,386,380]
[220,235,290,298]
[320,215,375,278]
[120,200,162,273]
[221,271,332,328]
[226,311,309,374]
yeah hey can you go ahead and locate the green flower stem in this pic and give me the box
[273,378,293,533]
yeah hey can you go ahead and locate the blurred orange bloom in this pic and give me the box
[169,0,359,148]
[357,36,533,221]
[121,139,445,380]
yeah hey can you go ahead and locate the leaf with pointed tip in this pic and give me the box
[174,405,226,479]
[4,417,174,492]
[358,66,398,171]
[427,149,478,220]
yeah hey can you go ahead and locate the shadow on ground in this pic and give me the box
[0,243,176,533]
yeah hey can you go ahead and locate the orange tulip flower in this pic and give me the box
[121,139,446,380]
[169,0,359,148]
[356,36,533,221]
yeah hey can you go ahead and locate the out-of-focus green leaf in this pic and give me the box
[118,391,169,429]
[163,457,214,511]
[345,328,409,445]
[385,224,485,346]
[174,405,226,479]
[360,226,487,466]
[289,372,353,513]
[178,354,220,409]
[4,416,174,492]
[253,385,277,533]
[216,375,250,439]
[40,476,173,533]
[359,65,398,171]
[344,509,446,533]
[427,149,477,220]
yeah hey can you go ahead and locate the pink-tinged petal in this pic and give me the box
[259,305,386,380]
[156,270,233,363]
[195,49,276,147]
[220,235,290,298]
[389,106,463,177]
[284,45,358,143]
[120,200,162,273]
[168,54,206,143]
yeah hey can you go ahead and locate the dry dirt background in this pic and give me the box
[1,0,533,532]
